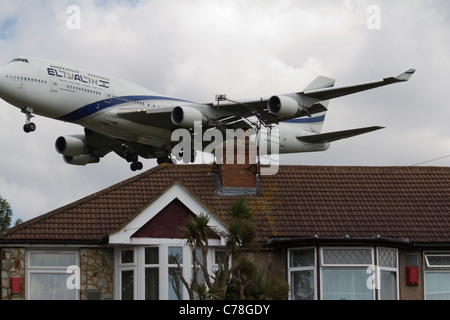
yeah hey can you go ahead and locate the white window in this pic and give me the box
[424,253,450,300]
[144,247,159,300]
[377,247,399,300]
[26,250,79,300]
[288,248,316,300]
[321,248,374,300]
[168,246,183,300]
[118,249,136,300]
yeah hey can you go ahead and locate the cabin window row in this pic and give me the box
[66,84,102,95]
[5,74,48,84]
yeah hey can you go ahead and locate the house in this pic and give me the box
[1,157,450,300]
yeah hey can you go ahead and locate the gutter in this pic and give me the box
[0,235,109,246]
[265,236,411,248]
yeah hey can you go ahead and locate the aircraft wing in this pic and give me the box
[116,107,178,130]
[203,69,415,126]
[84,128,120,158]
[301,69,416,101]
[297,126,384,143]
[116,105,255,130]
[116,69,415,131]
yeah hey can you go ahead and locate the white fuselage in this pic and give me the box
[0,57,329,155]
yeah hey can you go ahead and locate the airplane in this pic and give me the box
[0,57,415,171]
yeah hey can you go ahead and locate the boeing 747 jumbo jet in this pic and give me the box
[0,57,415,171]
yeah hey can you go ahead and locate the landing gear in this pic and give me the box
[130,161,143,172]
[126,153,144,172]
[23,122,36,133]
[22,107,36,133]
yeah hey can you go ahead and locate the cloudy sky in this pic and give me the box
[0,0,449,223]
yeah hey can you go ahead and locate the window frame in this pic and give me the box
[425,253,450,268]
[115,242,225,300]
[26,249,80,300]
[117,248,137,300]
[376,247,399,300]
[320,247,375,300]
[424,252,450,300]
[288,247,317,300]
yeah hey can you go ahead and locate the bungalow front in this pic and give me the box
[1,163,450,300]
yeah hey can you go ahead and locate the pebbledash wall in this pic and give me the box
[1,247,114,300]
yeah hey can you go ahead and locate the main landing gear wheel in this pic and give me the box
[125,153,143,172]
[130,161,143,172]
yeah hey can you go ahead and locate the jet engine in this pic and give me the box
[268,95,305,118]
[171,106,207,128]
[55,135,88,156]
[55,135,99,166]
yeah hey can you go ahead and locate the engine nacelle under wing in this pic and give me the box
[268,95,305,118]
[171,106,207,128]
[55,135,87,156]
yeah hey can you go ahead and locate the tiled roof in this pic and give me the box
[1,164,449,245]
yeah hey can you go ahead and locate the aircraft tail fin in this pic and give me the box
[282,76,336,133]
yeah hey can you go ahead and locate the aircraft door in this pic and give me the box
[50,80,58,93]
[104,90,112,104]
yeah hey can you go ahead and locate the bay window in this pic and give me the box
[288,247,399,300]
[116,244,221,300]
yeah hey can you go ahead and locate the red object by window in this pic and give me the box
[406,267,418,286]
[11,277,20,294]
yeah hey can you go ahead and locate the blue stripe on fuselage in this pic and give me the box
[282,114,326,124]
[57,95,194,123]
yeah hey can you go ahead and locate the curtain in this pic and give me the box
[425,272,450,300]
[322,268,373,300]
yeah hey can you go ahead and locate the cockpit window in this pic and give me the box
[10,58,29,63]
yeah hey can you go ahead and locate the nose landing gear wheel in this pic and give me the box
[22,108,36,133]
[23,122,36,133]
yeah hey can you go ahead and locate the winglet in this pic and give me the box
[395,69,416,82]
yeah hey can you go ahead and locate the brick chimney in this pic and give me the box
[216,134,258,192]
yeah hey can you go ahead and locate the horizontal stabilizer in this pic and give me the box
[297,126,384,143]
